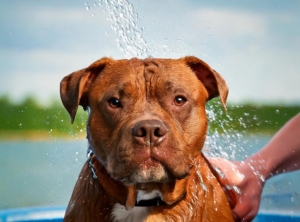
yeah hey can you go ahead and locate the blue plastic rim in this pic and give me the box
[0,206,65,222]
[0,207,300,222]
[254,210,300,222]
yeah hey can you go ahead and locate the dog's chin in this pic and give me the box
[122,158,172,185]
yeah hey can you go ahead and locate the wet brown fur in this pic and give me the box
[60,56,234,222]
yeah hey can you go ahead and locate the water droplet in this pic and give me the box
[85,2,91,10]
[97,0,151,58]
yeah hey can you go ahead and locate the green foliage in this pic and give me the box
[0,95,87,137]
[0,96,299,139]
[206,99,300,135]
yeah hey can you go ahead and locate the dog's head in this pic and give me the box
[60,56,228,186]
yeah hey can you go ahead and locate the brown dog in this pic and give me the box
[60,56,234,222]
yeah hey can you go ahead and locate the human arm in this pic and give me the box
[249,113,300,179]
[209,113,300,221]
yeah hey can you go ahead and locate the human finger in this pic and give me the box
[233,196,260,221]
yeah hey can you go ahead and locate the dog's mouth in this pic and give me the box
[119,157,189,209]
[114,155,190,186]
[139,157,164,171]
[116,157,172,184]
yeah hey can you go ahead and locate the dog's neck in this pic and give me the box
[87,147,171,209]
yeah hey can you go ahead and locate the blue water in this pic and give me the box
[0,137,299,214]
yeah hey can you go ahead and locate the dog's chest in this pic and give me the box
[112,203,149,222]
[112,190,162,222]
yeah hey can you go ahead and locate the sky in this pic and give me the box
[0,0,299,105]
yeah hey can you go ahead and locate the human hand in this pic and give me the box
[208,158,265,221]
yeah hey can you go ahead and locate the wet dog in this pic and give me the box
[60,56,234,221]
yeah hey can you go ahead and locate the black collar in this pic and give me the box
[135,197,166,207]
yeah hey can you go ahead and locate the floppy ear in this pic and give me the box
[60,57,113,123]
[182,56,229,110]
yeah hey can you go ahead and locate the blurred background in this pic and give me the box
[0,0,299,216]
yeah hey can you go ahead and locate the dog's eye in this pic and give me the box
[174,96,187,106]
[108,98,121,108]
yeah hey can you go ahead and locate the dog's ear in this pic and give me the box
[182,56,228,110]
[60,57,113,123]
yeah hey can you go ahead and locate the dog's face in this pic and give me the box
[60,56,228,186]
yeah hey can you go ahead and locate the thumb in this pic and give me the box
[207,158,239,208]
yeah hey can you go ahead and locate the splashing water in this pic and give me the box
[84,1,251,161]
[85,0,188,57]
[248,161,266,182]
[204,102,247,160]
[85,0,151,58]
[104,0,152,57]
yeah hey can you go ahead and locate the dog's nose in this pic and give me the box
[133,120,167,146]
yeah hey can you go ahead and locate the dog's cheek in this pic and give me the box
[182,106,208,154]
[165,98,198,135]
[173,104,193,124]
[106,137,139,180]
[100,104,123,127]
[87,111,120,161]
